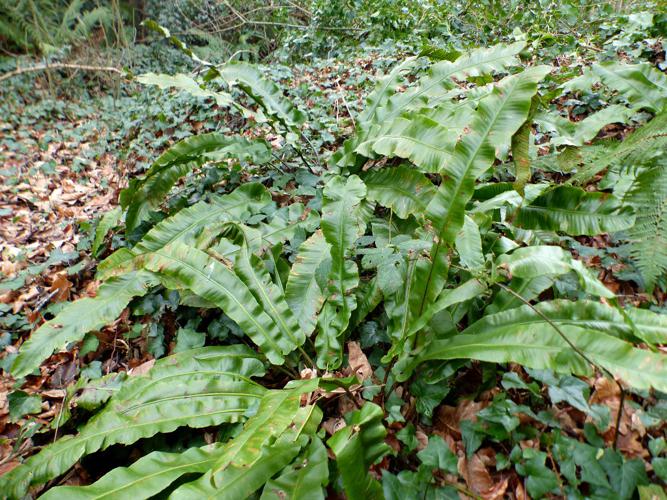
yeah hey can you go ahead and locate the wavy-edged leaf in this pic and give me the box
[144,242,297,364]
[513,186,635,235]
[368,114,459,172]
[497,245,615,299]
[409,278,488,337]
[335,42,526,168]
[359,57,418,125]
[0,346,266,498]
[486,275,554,314]
[172,383,322,499]
[511,96,539,195]
[464,299,667,344]
[379,41,526,125]
[419,66,549,326]
[455,215,484,271]
[426,66,549,242]
[234,244,305,350]
[593,62,667,113]
[219,62,305,130]
[136,73,233,106]
[363,165,436,219]
[245,202,320,252]
[406,300,667,391]
[122,134,271,231]
[11,271,158,379]
[260,437,328,500]
[92,206,122,256]
[285,231,331,337]
[40,444,223,500]
[327,403,391,500]
[98,184,271,280]
[569,110,667,184]
[536,105,634,147]
[315,175,369,369]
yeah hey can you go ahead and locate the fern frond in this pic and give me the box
[568,110,667,184]
[622,158,667,291]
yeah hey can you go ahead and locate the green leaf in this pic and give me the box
[136,73,233,106]
[536,105,634,147]
[145,242,301,364]
[417,436,457,474]
[316,176,369,368]
[336,42,526,168]
[122,134,271,231]
[328,403,391,500]
[653,457,667,482]
[260,438,329,500]
[40,444,224,500]
[513,186,635,235]
[171,385,322,499]
[234,243,305,351]
[602,454,650,499]
[0,346,266,498]
[218,62,305,130]
[420,66,549,323]
[593,62,667,112]
[498,245,572,277]
[285,231,331,337]
[455,215,484,271]
[363,165,436,219]
[8,391,42,422]
[515,449,559,498]
[133,183,270,256]
[406,300,667,391]
[12,270,158,378]
[622,162,667,291]
[174,327,206,352]
[408,278,487,337]
[381,41,526,127]
[639,485,667,500]
[497,245,615,299]
[92,206,122,256]
[368,114,460,173]
[511,98,538,195]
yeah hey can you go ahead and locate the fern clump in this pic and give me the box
[3,37,667,499]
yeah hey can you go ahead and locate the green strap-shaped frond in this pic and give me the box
[403,300,667,391]
[315,175,369,368]
[12,270,159,379]
[512,185,635,235]
[328,403,390,500]
[285,231,332,337]
[98,183,271,280]
[122,133,271,231]
[1,346,266,499]
[40,444,224,500]
[144,242,301,364]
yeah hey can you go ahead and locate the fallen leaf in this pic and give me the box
[347,341,372,382]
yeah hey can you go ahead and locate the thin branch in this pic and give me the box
[0,63,125,83]
[497,283,626,449]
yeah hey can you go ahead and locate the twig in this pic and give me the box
[0,63,125,83]
[497,283,626,449]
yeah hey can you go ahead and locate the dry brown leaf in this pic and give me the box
[128,359,155,377]
[347,341,372,382]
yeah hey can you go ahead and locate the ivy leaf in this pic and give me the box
[417,436,457,474]
[8,391,42,422]
[174,328,206,352]
[652,457,667,482]
[515,449,559,498]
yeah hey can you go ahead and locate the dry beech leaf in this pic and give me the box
[347,341,372,382]
[128,359,155,377]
